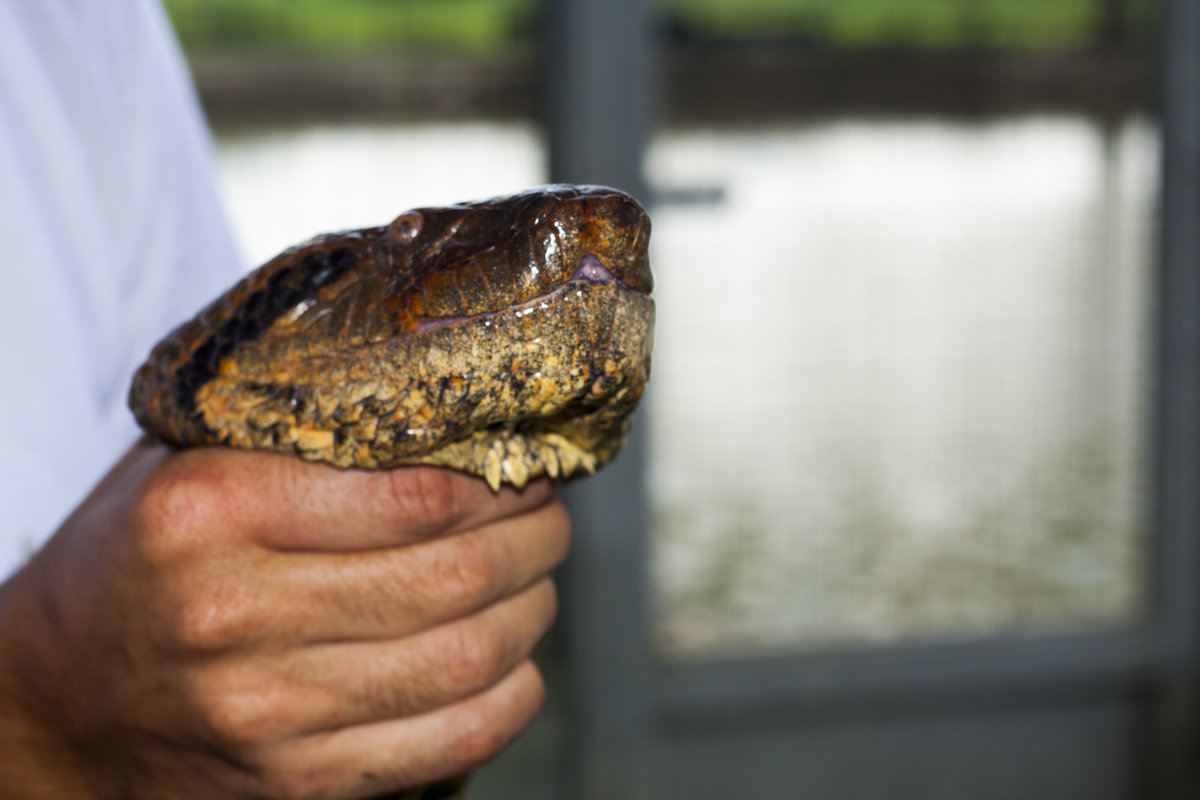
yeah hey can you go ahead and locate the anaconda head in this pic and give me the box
[129,184,655,490]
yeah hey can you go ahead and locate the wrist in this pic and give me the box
[0,566,99,799]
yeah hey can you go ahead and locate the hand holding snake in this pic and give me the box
[0,186,653,799]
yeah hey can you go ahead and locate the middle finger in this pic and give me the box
[173,498,569,650]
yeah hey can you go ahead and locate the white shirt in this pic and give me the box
[0,0,243,575]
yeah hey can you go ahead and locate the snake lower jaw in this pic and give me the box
[407,397,642,492]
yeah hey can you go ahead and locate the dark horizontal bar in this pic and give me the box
[653,628,1159,731]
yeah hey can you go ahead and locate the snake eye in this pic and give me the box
[388,211,423,243]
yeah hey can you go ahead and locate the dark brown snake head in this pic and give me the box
[129,184,655,490]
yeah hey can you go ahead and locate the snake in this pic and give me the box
[128,184,655,798]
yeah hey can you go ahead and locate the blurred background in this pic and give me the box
[162,1,1198,798]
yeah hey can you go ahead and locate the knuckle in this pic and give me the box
[448,665,545,771]
[161,583,258,654]
[189,674,276,752]
[133,469,214,556]
[440,619,506,691]
[453,710,513,770]
[133,458,244,559]
[386,467,463,534]
[429,535,498,609]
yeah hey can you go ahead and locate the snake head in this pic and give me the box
[130,184,655,490]
[378,184,652,329]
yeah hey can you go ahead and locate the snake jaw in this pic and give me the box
[424,424,608,493]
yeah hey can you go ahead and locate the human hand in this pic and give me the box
[0,437,568,799]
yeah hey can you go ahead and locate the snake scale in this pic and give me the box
[128,184,655,799]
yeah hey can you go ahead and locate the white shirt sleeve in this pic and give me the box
[0,0,244,575]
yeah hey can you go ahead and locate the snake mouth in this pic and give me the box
[574,253,617,284]
[413,251,647,335]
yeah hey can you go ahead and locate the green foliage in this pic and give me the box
[654,0,1152,50]
[162,0,1153,56]
[162,0,538,55]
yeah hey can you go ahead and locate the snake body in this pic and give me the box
[127,184,654,798]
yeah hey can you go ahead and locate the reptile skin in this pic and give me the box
[129,184,654,492]
[127,184,653,799]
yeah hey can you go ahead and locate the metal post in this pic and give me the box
[544,0,653,200]
[543,1,655,799]
[1153,0,1200,796]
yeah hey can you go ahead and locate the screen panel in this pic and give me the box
[648,116,1157,658]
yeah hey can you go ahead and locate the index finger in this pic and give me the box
[158,447,555,551]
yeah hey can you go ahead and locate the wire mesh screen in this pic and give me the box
[648,116,1156,659]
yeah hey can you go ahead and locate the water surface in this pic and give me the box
[645,116,1156,657]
